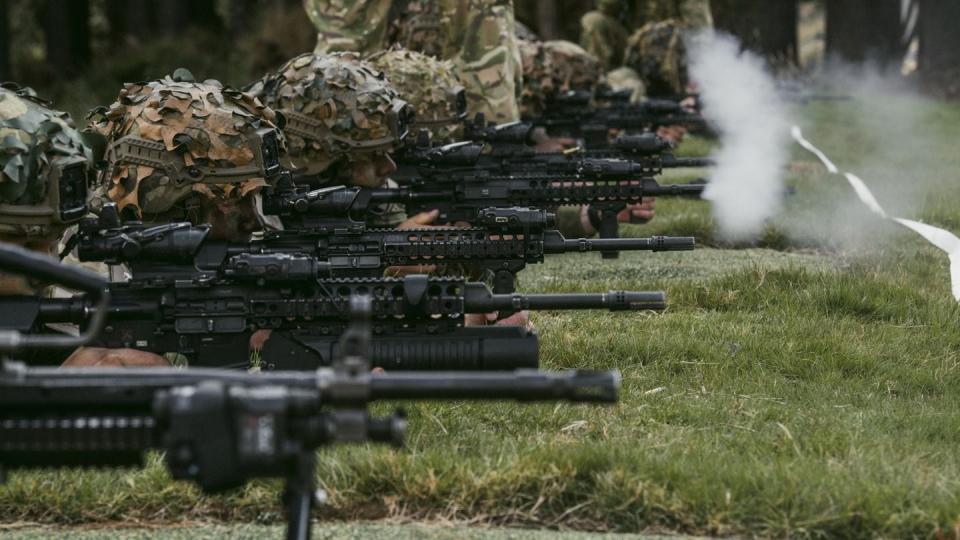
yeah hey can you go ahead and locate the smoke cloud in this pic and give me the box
[688,32,793,241]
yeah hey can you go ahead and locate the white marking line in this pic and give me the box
[791,125,960,301]
[790,126,839,173]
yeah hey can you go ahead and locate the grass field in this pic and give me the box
[3,94,960,538]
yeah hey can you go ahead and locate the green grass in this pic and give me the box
[1,523,698,539]
[4,95,960,538]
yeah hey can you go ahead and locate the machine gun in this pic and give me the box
[84,203,694,294]
[524,90,708,148]
[0,243,620,539]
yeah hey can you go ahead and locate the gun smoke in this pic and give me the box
[688,32,792,241]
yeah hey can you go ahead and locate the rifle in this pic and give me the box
[393,132,714,184]
[0,244,620,539]
[270,164,701,260]
[86,203,694,295]
[10,273,664,370]
[524,90,708,148]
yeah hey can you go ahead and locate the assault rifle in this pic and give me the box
[524,90,708,148]
[11,273,664,370]
[0,243,620,539]
[393,131,714,184]
[85,191,693,292]
[271,161,701,259]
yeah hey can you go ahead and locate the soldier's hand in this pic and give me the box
[62,347,171,368]
[465,310,533,330]
[534,136,577,153]
[389,210,453,276]
[397,209,440,230]
[618,197,656,223]
[656,125,687,145]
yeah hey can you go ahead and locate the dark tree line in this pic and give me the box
[0,0,958,97]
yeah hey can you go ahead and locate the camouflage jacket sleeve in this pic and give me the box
[555,205,595,239]
[579,11,627,72]
[439,0,522,124]
[305,0,392,54]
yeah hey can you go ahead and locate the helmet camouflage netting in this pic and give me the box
[518,39,603,117]
[369,48,465,144]
[87,71,285,220]
[246,52,413,176]
[0,83,92,237]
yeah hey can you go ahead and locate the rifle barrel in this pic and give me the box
[0,364,619,404]
[554,235,695,253]
[477,291,666,312]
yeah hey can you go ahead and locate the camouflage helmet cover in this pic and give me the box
[624,20,688,96]
[247,52,413,176]
[369,48,465,144]
[88,72,285,220]
[518,39,603,117]
[0,84,92,237]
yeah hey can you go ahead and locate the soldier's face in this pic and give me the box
[0,234,60,295]
[198,195,263,241]
[335,152,398,188]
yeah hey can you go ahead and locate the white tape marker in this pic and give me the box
[893,218,960,301]
[792,125,960,301]
[844,173,889,218]
[790,126,839,173]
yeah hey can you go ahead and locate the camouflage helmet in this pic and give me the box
[87,70,285,221]
[624,20,688,96]
[246,52,413,176]
[369,48,465,144]
[0,84,92,238]
[518,39,603,117]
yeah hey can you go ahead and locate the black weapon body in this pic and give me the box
[80,205,694,293]
[0,234,623,540]
[392,137,714,186]
[524,90,708,148]
[9,273,662,370]
[0,360,618,539]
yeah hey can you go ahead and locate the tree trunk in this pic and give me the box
[825,0,905,68]
[156,0,221,36]
[711,0,799,66]
[0,0,9,81]
[227,0,259,40]
[535,0,559,40]
[43,0,91,79]
[918,0,960,97]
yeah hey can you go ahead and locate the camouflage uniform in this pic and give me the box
[641,0,713,29]
[0,84,93,295]
[247,52,411,226]
[369,48,466,145]
[624,19,689,96]
[87,70,285,226]
[518,39,602,118]
[305,0,522,124]
[579,0,630,72]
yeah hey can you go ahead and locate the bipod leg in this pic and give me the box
[492,269,517,321]
[283,451,317,540]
